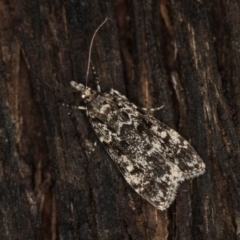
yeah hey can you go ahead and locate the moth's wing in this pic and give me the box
[144,114,206,179]
[88,92,205,210]
[109,89,205,179]
[106,147,184,210]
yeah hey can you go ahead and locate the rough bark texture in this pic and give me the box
[0,0,240,239]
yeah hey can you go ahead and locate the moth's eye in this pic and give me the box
[82,94,86,99]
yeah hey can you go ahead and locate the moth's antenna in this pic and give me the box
[85,17,108,87]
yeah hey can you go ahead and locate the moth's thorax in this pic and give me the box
[87,92,113,115]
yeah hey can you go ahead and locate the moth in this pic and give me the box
[69,19,205,211]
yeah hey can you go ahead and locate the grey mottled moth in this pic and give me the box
[70,18,206,211]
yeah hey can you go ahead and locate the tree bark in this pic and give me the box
[0,0,240,239]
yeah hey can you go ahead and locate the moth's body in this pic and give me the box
[70,81,206,210]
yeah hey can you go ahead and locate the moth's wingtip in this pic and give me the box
[191,160,206,178]
[151,162,206,211]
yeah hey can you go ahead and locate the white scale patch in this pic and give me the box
[160,131,167,138]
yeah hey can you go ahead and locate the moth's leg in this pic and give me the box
[139,105,164,112]
[62,104,97,153]
[110,89,128,100]
[62,103,87,111]
[91,63,101,92]
[72,106,87,110]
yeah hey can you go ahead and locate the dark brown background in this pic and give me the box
[0,0,239,239]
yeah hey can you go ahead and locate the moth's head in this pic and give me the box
[70,81,92,100]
